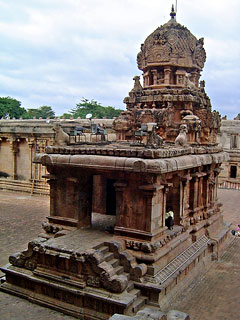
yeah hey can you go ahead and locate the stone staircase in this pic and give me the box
[145,235,210,286]
[93,242,149,315]
[154,235,210,285]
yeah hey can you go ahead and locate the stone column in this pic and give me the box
[164,67,172,85]
[92,175,107,214]
[114,181,127,229]
[139,184,164,236]
[75,175,93,228]
[27,138,35,181]
[144,71,149,87]
[46,175,57,217]
[152,69,158,85]
[143,73,148,87]
[191,173,199,209]
[180,173,192,228]
[213,167,221,201]
[38,140,46,181]
[190,71,198,87]
[9,138,18,180]
[161,183,172,228]
[207,169,215,207]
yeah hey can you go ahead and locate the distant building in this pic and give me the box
[218,119,240,189]
[0,119,115,194]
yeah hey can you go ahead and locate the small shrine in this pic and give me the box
[0,7,230,320]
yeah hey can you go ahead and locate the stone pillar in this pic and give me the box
[164,67,172,85]
[190,71,198,87]
[9,138,18,180]
[144,71,150,87]
[74,175,93,228]
[27,138,35,181]
[92,175,107,214]
[46,175,57,217]
[143,73,148,87]
[38,140,46,181]
[191,173,199,209]
[47,173,93,228]
[160,182,172,227]
[152,69,158,85]
[213,167,221,201]
[202,174,209,219]
[138,184,164,235]
[207,170,215,207]
[114,181,165,241]
[114,181,127,229]
[180,174,192,228]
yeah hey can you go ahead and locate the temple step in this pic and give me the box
[114,265,124,275]
[126,281,134,292]
[131,296,148,314]
[154,235,210,284]
[104,252,115,262]
[94,242,125,276]
[128,288,141,298]
[97,245,109,255]
[109,258,119,268]
[122,272,131,281]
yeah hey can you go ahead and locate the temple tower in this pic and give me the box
[114,7,220,145]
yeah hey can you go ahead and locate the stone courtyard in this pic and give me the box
[0,188,239,319]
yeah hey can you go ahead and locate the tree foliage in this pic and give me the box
[0,97,26,119]
[23,106,55,119]
[67,98,122,119]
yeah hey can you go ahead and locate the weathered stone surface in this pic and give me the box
[167,310,190,320]
[137,307,167,319]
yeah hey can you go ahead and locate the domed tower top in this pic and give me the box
[137,6,206,89]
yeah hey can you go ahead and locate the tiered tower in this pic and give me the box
[114,6,221,145]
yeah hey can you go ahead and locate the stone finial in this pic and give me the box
[170,4,176,20]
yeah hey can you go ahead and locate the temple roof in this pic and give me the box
[137,8,206,71]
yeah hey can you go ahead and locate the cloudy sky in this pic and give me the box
[0,0,239,118]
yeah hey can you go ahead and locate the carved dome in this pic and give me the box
[137,14,206,72]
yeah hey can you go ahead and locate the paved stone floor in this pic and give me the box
[0,189,239,319]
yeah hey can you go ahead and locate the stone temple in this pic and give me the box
[0,7,231,320]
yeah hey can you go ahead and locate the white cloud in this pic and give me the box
[0,0,239,118]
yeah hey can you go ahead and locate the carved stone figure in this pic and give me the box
[53,123,69,146]
[175,124,188,146]
[131,76,143,92]
[146,126,163,148]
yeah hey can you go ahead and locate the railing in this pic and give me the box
[69,132,116,144]
[218,181,240,190]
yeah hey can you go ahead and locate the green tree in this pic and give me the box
[60,113,72,119]
[0,97,26,119]
[69,98,122,119]
[23,106,55,119]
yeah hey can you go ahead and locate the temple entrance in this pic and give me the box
[106,179,116,215]
[90,176,116,232]
[165,176,181,228]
